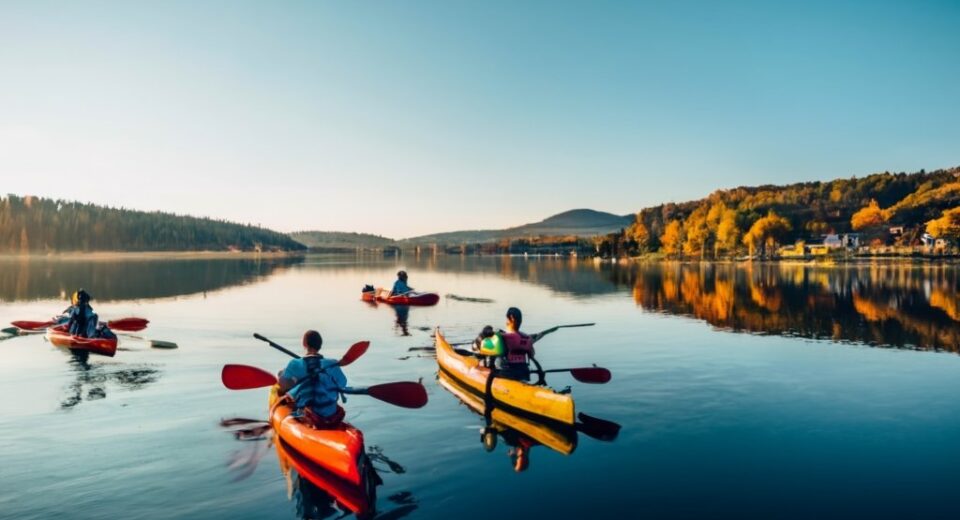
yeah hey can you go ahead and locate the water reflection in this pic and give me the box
[631,263,960,352]
[0,256,304,302]
[392,305,410,337]
[438,371,578,471]
[60,351,161,409]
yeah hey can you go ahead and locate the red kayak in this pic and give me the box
[269,386,369,486]
[361,288,440,306]
[45,325,118,357]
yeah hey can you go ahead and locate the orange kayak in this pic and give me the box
[275,436,375,517]
[46,324,118,357]
[361,288,440,306]
[268,386,367,486]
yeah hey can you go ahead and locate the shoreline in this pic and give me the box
[0,251,306,261]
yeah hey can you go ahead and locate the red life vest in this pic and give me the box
[500,332,534,364]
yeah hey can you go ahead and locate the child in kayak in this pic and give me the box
[278,330,348,428]
[473,307,556,381]
[390,270,413,296]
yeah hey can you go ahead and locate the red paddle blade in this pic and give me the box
[338,341,370,367]
[569,367,612,384]
[11,320,55,331]
[107,317,149,332]
[366,382,428,408]
[222,364,278,390]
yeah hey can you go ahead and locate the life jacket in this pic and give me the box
[500,332,534,365]
[293,356,338,413]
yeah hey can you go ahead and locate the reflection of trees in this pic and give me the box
[0,256,303,302]
[631,263,960,353]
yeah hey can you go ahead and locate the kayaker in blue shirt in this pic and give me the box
[278,330,348,427]
[390,271,413,296]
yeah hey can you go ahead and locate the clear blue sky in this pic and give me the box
[1,0,957,238]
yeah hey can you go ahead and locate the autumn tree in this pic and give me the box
[660,220,685,257]
[630,218,651,253]
[926,207,960,241]
[742,211,792,258]
[851,199,888,230]
[715,209,740,257]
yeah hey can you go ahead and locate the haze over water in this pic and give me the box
[2,255,960,519]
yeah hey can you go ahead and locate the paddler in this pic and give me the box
[277,330,348,428]
[65,289,99,338]
[473,307,556,381]
[390,270,413,296]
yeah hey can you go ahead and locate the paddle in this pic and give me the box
[575,412,621,441]
[10,316,149,332]
[542,366,611,384]
[220,364,428,408]
[415,322,597,352]
[252,333,370,367]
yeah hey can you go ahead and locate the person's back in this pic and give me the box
[391,270,412,296]
[67,290,98,338]
[282,356,346,417]
[279,330,347,427]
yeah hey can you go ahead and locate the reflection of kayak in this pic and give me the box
[435,328,575,425]
[438,369,577,455]
[268,386,370,487]
[362,288,440,306]
[275,436,375,518]
[46,325,118,357]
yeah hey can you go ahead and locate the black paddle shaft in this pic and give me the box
[253,333,300,359]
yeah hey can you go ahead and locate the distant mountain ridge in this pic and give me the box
[402,208,632,245]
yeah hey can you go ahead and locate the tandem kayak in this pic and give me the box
[45,324,118,357]
[435,328,575,425]
[438,369,577,455]
[268,386,371,487]
[362,288,440,306]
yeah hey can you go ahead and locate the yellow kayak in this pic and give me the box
[434,327,575,425]
[438,369,576,455]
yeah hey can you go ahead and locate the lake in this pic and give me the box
[2,254,960,519]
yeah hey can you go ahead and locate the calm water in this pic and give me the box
[2,255,960,519]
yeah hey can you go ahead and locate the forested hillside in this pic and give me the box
[0,195,306,252]
[599,166,960,258]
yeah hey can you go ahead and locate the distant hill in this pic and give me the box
[403,209,632,245]
[289,231,398,251]
[0,195,306,253]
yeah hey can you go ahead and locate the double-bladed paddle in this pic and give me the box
[225,333,427,408]
[220,364,428,408]
[11,317,150,332]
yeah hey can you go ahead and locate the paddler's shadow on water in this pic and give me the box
[60,351,161,410]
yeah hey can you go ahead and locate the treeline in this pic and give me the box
[443,235,596,255]
[0,195,307,252]
[598,166,960,258]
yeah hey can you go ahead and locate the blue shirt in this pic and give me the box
[282,356,347,417]
[391,279,411,295]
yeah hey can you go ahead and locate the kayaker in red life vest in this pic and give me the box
[277,330,348,428]
[390,270,413,296]
[474,307,556,381]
